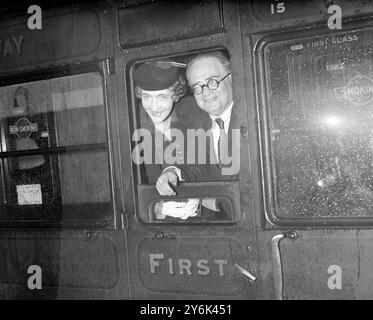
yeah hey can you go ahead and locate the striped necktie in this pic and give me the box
[215,118,229,165]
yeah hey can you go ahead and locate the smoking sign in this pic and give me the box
[334,75,373,106]
[9,117,38,139]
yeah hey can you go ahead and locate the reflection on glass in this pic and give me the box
[0,72,112,222]
[10,86,46,170]
[265,29,373,218]
[5,86,55,207]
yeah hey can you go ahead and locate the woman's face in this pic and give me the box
[140,88,174,124]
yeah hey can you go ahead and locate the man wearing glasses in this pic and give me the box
[156,52,239,200]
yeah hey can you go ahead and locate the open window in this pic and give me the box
[258,24,373,225]
[0,69,113,226]
[128,49,241,223]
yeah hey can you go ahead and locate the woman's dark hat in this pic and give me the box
[134,60,182,91]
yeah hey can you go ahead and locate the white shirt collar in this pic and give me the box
[209,101,234,130]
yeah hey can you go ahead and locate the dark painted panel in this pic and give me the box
[250,0,373,25]
[0,9,101,71]
[251,0,323,24]
[280,231,358,299]
[118,0,224,48]
[0,234,120,290]
[137,236,248,296]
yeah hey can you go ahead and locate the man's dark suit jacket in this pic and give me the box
[180,104,241,182]
[178,104,242,220]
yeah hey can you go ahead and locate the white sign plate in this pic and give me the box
[16,184,42,205]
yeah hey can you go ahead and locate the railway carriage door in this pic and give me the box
[0,60,130,298]
[0,4,131,299]
[255,21,373,299]
[119,0,259,299]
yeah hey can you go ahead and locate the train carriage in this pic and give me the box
[0,0,373,299]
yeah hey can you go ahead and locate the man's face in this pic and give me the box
[187,57,233,117]
[140,88,174,124]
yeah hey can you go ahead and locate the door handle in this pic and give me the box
[271,231,298,300]
[234,263,256,282]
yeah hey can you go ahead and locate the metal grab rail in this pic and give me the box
[271,231,298,300]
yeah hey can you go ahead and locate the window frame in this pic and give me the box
[0,62,116,229]
[255,21,373,228]
[127,49,242,225]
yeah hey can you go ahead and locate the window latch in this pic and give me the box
[120,213,128,230]
[105,58,115,75]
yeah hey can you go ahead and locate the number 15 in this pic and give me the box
[271,2,286,14]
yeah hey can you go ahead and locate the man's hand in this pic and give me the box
[180,198,200,219]
[158,199,199,219]
[154,199,200,220]
[156,169,179,196]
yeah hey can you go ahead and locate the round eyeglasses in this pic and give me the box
[191,73,231,95]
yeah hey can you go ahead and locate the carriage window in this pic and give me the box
[129,50,239,223]
[0,72,112,224]
[261,27,373,220]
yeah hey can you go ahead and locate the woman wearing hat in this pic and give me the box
[134,60,200,182]
[134,60,202,220]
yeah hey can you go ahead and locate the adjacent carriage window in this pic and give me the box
[261,27,373,220]
[130,50,238,223]
[0,72,112,223]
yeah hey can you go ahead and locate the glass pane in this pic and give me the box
[59,151,110,204]
[0,72,112,222]
[51,73,106,146]
[264,27,373,219]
